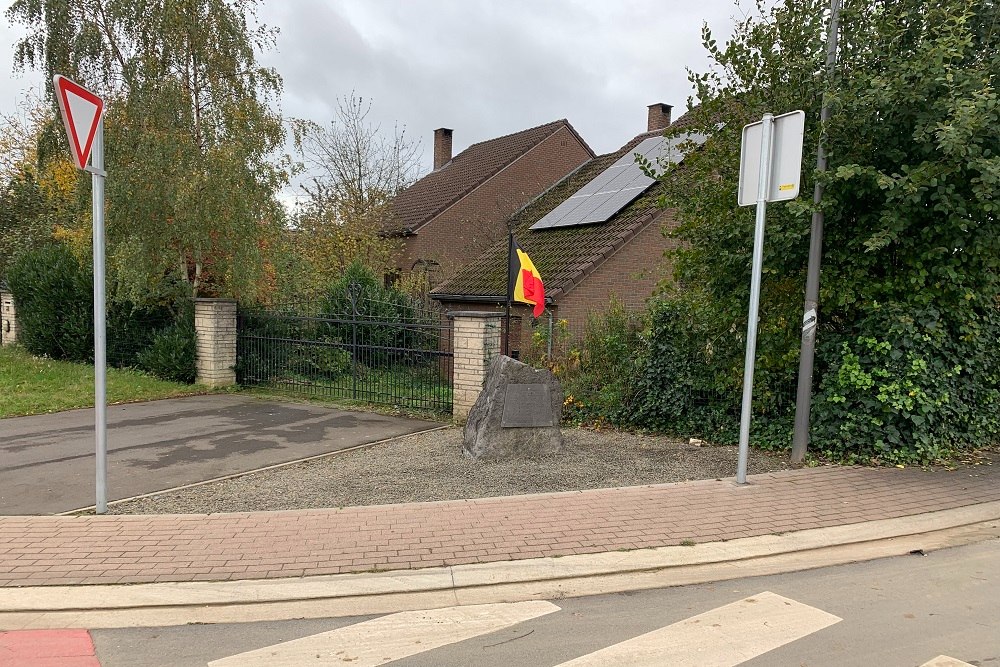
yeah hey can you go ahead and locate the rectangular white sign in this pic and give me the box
[738,110,805,206]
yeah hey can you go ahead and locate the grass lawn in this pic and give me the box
[0,346,210,418]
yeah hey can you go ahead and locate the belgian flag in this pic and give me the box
[508,235,546,318]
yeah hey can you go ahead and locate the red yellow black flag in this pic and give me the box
[507,235,545,318]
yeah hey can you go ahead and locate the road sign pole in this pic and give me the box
[737,113,774,485]
[52,74,108,513]
[90,117,108,514]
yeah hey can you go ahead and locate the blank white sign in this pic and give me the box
[738,110,806,206]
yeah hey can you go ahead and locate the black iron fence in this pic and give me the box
[236,289,453,413]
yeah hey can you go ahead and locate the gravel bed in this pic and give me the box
[108,427,792,514]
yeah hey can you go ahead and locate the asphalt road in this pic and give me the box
[0,395,436,515]
[91,538,1000,666]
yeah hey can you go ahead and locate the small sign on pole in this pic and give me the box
[53,74,109,514]
[738,111,805,206]
[735,110,805,485]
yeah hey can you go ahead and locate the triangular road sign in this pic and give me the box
[53,75,104,170]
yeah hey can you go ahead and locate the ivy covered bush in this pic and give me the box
[624,0,1000,463]
[814,305,1000,463]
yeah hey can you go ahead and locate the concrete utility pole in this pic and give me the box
[791,0,842,464]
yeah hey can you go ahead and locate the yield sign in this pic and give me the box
[53,75,104,170]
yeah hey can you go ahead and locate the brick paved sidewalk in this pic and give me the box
[1,461,997,587]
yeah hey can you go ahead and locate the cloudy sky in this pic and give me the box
[2,0,751,194]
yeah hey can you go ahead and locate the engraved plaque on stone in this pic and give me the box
[500,384,554,427]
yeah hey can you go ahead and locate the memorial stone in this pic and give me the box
[463,355,563,460]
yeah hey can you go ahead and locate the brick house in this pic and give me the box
[388,120,594,285]
[430,104,682,355]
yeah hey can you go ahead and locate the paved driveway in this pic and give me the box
[0,395,437,515]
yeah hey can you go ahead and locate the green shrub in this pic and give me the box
[319,261,437,366]
[812,304,1000,464]
[555,294,795,448]
[631,297,744,444]
[107,301,178,368]
[289,342,352,379]
[137,322,197,384]
[6,244,94,361]
[235,305,304,384]
[565,299,645,423]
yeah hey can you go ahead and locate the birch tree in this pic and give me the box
[7,0,287,301]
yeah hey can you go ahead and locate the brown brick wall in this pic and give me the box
[555,212,679,338]
[397,126,592,283]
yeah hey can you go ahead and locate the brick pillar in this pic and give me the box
[450,311,502,421]
[194,298,237,387]
[1,289,17,346]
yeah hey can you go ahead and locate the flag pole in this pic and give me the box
[504,231,513,356]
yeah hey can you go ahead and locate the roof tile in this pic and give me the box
[431,130,670,301]
[390,119,583,233]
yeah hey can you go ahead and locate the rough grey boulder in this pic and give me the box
[463,355,563,460]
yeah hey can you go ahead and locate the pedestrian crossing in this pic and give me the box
[180,592,979,666]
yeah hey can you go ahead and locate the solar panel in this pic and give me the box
[581,186,649,224]
[530,133,706,231]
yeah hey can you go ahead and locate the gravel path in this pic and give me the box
[108,426,792,514]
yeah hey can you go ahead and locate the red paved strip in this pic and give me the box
[0,461,997,587]
[0,629,100,666]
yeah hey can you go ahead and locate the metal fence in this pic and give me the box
[236,288,454,413]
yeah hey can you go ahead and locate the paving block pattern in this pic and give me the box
[0,462,998,587]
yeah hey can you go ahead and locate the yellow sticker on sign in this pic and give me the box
[778,184,794,191]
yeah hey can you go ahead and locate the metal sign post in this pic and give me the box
[736,114,774,485]
[89,119,108,514]
[736,110,806,484]
[53,75,108,513]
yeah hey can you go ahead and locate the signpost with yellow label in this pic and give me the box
[738,110,806,206]
[734,110,805,484]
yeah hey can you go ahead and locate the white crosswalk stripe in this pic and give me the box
[920,657,975,667]
[553,591,842,667]
[206,600,560,666]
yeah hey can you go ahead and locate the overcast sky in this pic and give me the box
[2,0,751,196]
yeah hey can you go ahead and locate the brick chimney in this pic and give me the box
[433,128,453,170]
[647,103,672,132]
